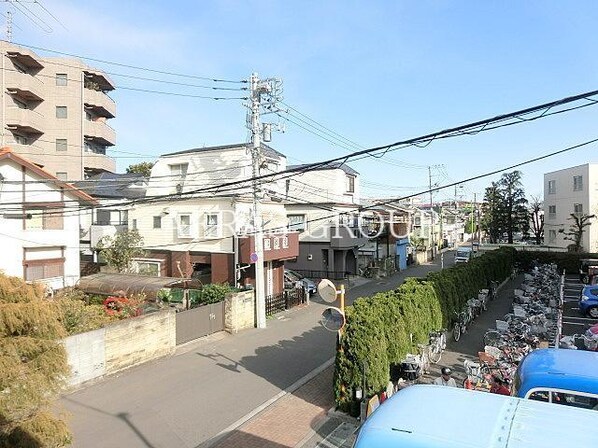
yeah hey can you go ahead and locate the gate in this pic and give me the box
[175,301,224,345]
[266,288,305,316]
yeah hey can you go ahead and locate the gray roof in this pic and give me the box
[75,172,147,199]
[288,162,359,176]
[162,143,285,160]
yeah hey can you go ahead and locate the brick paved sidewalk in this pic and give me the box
[210,366,335,448]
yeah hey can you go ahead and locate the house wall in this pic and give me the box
[544,164,598,251]
[0,158,83,289]
[287,168,360,205]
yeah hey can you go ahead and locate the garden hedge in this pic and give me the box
[333,247,516,413]
[515,251,598,274]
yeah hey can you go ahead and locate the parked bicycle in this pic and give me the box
[453,307,473,342]
[428,329,447,363]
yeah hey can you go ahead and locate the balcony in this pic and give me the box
[5,70,44,102]
[330,225,369,249]
[6,107,44,135]
[90,224,127,248]
[84,120,116,146]
[6,49,44,72]
[83,70,116,92]
[83,151,116,174]
[84,88,116,118]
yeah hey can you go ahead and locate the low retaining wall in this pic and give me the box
[64,309,176,387]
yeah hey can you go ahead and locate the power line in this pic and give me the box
[9,40,246,84]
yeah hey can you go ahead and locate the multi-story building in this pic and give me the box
[128,143,299,295]
[0,42,116,181]
[0,148,96,291]
[283,163,368,277]
[544,163,598,251]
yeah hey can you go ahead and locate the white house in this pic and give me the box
[0,147,96,290]
[127,143,299,295]
[544,163,598,252]
[283,163,367,276]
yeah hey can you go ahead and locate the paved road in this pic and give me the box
[61,252,455,448]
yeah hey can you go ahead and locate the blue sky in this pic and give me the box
[8,0,598,202]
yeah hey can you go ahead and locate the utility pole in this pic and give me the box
[428,166,435,259]
[247,73,283,329]
[250,73,267,329]
[471,192,476,251]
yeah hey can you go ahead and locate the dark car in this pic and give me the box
[579,259,598,284]
[284,269,316,295]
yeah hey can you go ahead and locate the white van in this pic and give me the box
[454,247,473,263]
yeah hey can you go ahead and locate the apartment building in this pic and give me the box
[0,148,96,291]
[0,41,116,181]
[544,163,598,252]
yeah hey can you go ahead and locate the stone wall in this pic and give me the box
[225,290,255,334]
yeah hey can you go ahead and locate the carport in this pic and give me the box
[77,273,201,300]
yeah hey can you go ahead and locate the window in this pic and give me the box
[56,73,68,86]
[548,205,556,220]
[528,390,549,402]
[346,175,355,193]
[264,238,271,251]
[56,106,67,119]
[574,203,583,216]
[153,216,161,229]
[205,213,219,237]
[133,260,161,277]
[548,229,557,243]
[56,172,68,181]
[178,214,192,238]
[25,209,63,230]
[573,175,583,191]
[25,260,64,281]
[95,209,111,225]
[548,180,556,194]
[170,163,188,178]
[132,219,137,230]
[56,139,67,152]
[288,214,306,232]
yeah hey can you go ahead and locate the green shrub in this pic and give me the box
[333,247,516,412]
[198,283,235,305]
[53,288,115,335]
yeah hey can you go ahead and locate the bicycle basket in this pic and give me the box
[399,361,421,381]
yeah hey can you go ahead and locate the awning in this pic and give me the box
[77,273,201,299]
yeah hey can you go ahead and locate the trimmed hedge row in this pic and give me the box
[333,247,516,413]
[515,251,598,274]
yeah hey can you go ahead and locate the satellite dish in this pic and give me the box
[320,307,346,332]
[318,279,338,303]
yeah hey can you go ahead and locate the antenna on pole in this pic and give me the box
[6,10,12,42]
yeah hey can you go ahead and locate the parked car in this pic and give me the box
[284,269,316,295]
[579,285,598,318]
[579,259,598,284]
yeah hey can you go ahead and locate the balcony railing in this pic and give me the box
[6,106,44,135]
[84,120,116,146]
[84,88,116,118]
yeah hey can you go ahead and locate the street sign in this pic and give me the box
[320,307,345,332]
[249,252,258,263]
[318,279,337,303]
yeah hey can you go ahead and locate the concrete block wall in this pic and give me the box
[64,309,176,387]
[104,310,176,375]
[225,290,255,334]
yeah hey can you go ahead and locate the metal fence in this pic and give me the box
[290,269,348,280]
[265,288,306,316]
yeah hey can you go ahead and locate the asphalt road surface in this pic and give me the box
[561,274,598,337]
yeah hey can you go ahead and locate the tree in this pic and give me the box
[559,213,595,252]
[0,274,71,446]
[126,162,154,177]
[97,229,145,273]
[529,195,544,245]
[499,171,528,244]
[480,182,503,243]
